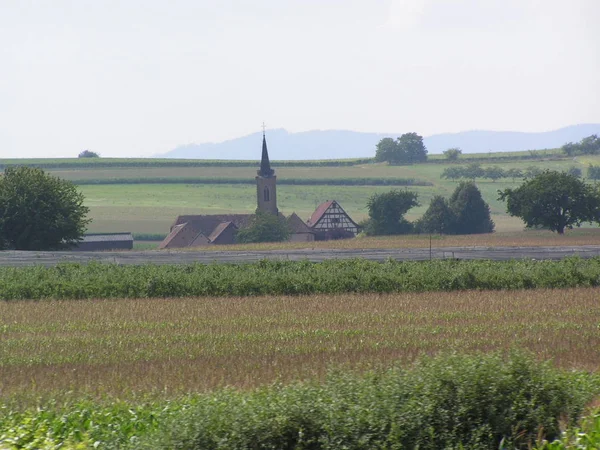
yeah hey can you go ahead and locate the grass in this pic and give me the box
[71,155,598,235]
[179,228,600,252]
[1,287,599,399]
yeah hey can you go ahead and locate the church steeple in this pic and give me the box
[257,129,274,177]
[255,126,278,215]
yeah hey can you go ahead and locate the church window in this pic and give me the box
[264,187,270,202]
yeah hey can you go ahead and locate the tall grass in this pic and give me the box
[1,257,600,300]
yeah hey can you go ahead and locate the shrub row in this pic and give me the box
[0,157,374,169]
[71,177,432,186]
[1,352,597,449]
[1,257,600,300]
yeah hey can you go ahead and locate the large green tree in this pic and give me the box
[235,212,291,243]
[417,195,454,234]
[0,167,90,250]
[449,181,495,234]
[498,170,600,234]
[375,133,427,165]
[363,190,419,235]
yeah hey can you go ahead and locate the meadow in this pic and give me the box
[62,153,598,235]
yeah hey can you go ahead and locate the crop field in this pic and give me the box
[79,182,531,234]
[4,151,598,236]
[2,287,599,400]
[69,155,597,235]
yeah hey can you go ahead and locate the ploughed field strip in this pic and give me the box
[1,288,598,398]
[2,245,600,266]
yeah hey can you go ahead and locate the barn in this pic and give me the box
[71,233,134,251]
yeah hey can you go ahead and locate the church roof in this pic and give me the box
[257,133,275,177]
[208,221,237,242]
[287,212,314,234]
[171,214,253,235]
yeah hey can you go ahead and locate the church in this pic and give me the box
[158,132,358,249]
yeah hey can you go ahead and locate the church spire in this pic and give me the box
[257,125,274,177]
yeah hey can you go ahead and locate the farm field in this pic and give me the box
[2,287,599,399]
[4,151,600,235]
[79,182,527,234]
[71,155,598,235]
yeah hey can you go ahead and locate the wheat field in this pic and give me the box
[2,287,598,400]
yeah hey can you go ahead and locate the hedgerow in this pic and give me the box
[70,177,432,186]
[1,257,600,300]
[1,352,597,449]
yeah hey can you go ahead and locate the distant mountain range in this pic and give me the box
[157,124,600,160]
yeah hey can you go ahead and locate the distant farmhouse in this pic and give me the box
[159,133,358,249]
[72,232,134,251]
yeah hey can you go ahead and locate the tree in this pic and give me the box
[78,150,100,158]
[443,147,462,161]
[484,166,505,182]
[524,166,542,178]
[417,195,455,234]
[567,166,582,178]
[588,165,600,181]
[562,135,600,156]
[449,181,495,234]
[235,211,290,243]
[506,168,523,182]
[441,166,464,181]
[0,167,90,250]
[463,163,484,180]
[363,190,419,235]
[498,171,600,234]
[398,132,428,164]
[374,133,427,165]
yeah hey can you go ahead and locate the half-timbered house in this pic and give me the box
[306,200,360,239]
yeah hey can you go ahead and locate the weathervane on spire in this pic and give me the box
[262,122,266,136]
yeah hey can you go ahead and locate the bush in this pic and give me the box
[2,257,600,300]
[141,352,598,449]
[78,150,100,158]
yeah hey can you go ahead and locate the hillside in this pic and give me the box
[158,124,600,160]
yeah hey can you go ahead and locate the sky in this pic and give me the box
[1,0,599,158]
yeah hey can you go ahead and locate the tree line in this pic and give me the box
[441,164,588,181]
[561,134,600,156]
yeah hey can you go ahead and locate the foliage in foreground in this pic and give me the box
[0,352,597,449]
[536,412,600,449]
[1,257,600,300]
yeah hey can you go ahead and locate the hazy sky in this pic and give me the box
[1,0,599,158]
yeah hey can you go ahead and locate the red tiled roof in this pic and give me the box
[306,200,334,226]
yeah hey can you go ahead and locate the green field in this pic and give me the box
[70,154,600,235]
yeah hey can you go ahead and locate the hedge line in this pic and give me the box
[2,352,597,449]
[1,257,599,300]
[71,177,433,186]
[0,157,374,169]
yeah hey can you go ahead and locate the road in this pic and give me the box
[1,245,600,267]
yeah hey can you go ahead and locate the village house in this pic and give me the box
[159,132,358,249]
